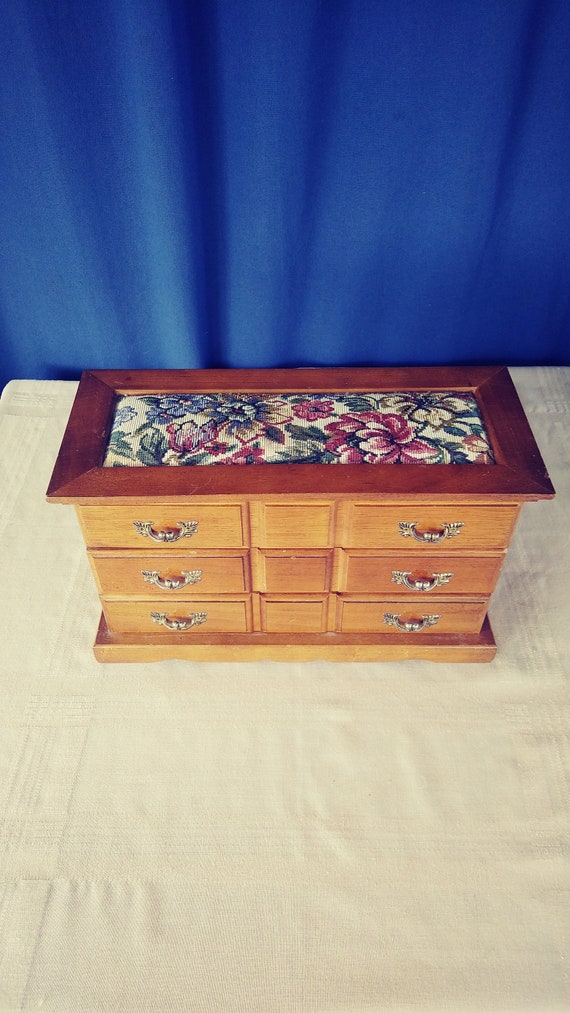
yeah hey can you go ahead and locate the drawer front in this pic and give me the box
[103,597,252,634]
[338,597,487,635]
[337,504,520,550]
[260,595,331,633]
[89,550,250,597]
[334,550,504,595]
[249,502,334,547]
[251,549,333,592]
[77,503,247,548]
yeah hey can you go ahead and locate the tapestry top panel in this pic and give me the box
[102,391,495,467]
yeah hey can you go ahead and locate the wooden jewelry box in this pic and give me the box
[46,367,554,662]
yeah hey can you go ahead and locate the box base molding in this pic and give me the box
[93,614,497,663]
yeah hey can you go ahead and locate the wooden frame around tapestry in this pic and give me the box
[46,366,555,504]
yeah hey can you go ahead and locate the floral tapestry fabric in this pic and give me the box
[102,391,495,467]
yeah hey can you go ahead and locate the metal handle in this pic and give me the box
[383,612,440,633]
[142,569,202,590]
[150,611,207,631]
[133,520,198,542]
[398,521,463,543]
[391,570,453,592]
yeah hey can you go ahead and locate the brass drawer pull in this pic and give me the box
[384,612,440,633]
[398,521,463,543]
[150,611,207,631]
[142,569,202,590]
[392,570,453,592]
[133,520,198,542]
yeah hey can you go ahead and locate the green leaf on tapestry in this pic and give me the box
[443,425,467,437]
[342,395,375,411]
[180,452,209,465]
[274,447,322,463]
[131,422,157,437]
[265,425,286,444]
[298,450,330,463]
[285,423,329,443]
[440,441,459,456]
[106,431,136,459]
[136,427,168,465]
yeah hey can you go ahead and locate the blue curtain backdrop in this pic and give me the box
[1,0,568,392]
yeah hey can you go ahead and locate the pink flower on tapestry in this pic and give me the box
[324,440,366,464]
[293,398,335,421]
[324,411,440,464]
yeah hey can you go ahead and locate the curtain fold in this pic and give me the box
[1,0,568,392]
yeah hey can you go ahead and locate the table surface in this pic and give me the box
[1,368,569,1011]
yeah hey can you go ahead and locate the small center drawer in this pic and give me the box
[252,549,333,592]
[77,503,247,548]
[260,595,332,633]
[249,502,334,547]
[89,550,250,596]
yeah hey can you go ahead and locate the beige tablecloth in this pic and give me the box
[1,370,569,1012]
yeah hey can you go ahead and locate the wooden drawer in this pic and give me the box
[103,596,252,634]
[260,595,332,633]
[333,550,504,595]
[89,550,250,597]
[251,549,333,592]
[249,502,334,547]
[336,503,520,550]
[338,597,488,635]
[77,503,247,548]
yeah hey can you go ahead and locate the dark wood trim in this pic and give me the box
[46,371,116,499]
[46,367,555,502]
[476,368,554,494]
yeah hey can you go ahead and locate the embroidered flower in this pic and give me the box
[381,392,479,432]
[208,395,292,439]
[145,395,208,423]
[165,419,217,456]
[292,398,335,421]
[324,411,440,464]
[112,404,137,428]
[410,405,456,430]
